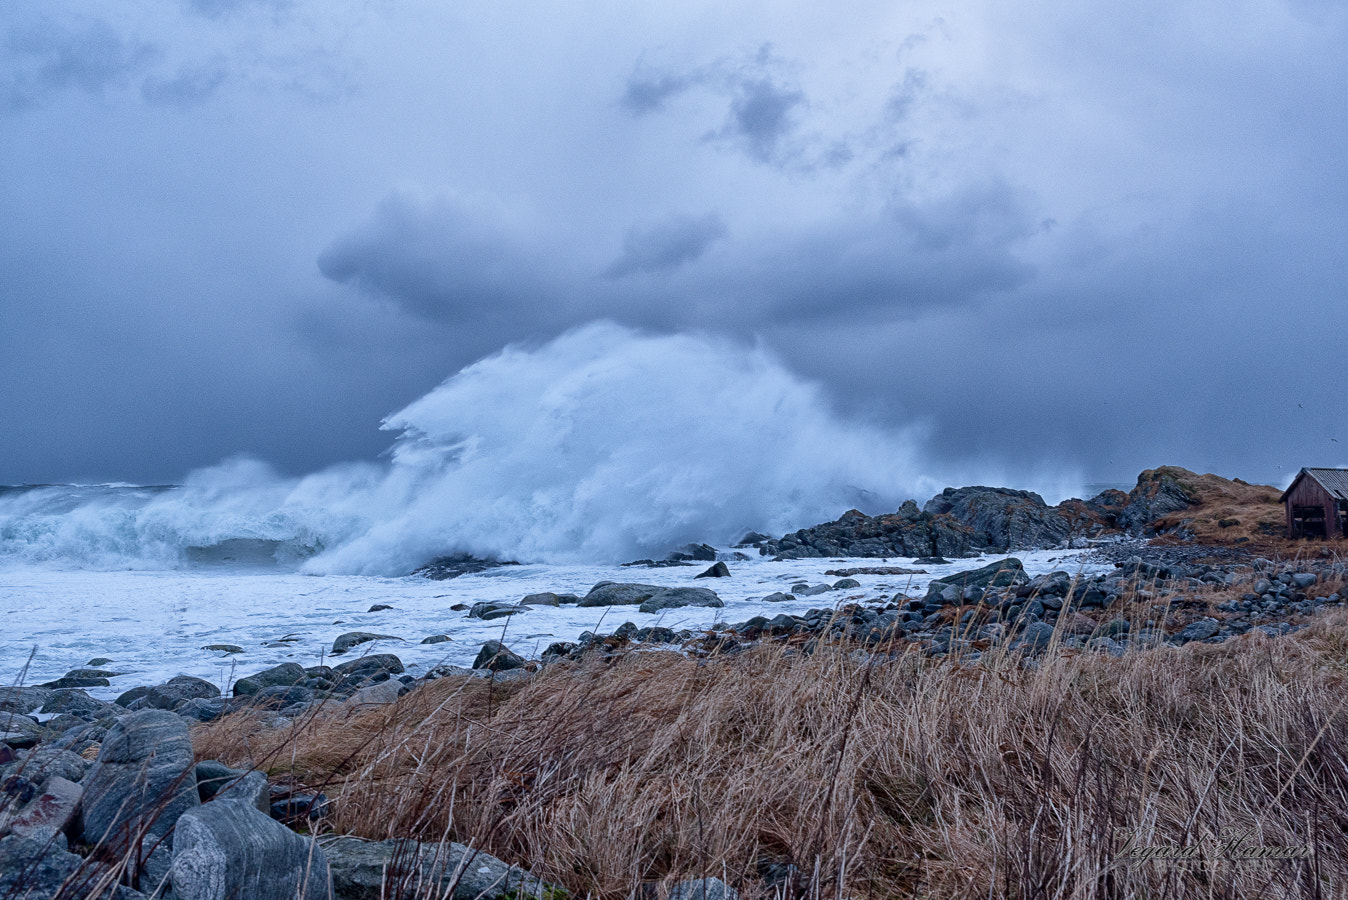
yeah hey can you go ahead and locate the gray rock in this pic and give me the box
[473,641,525,672]
[331,632,401,655]
[927,558,1028,593]
[250,685,315,710]
[80,710,200,854]
[695,562,731,578]
[795,584,833,597]
[10,746,89,785]
[1016,622,1057,654]
[39,689,123,721]
[0,687,54,715]
[468,601,525,621]
[1173,617,1220,644]
[762,592,795,603]
[172,799,330,900]
[0,712,46,749]
[669,876,740,900]
[1292,573,1318,589]
[140,676,221,711]
[4,775,82,841]
[201,644,244,654]
[332,654,404,680]
[322,835,555,900]
[832,577,861,590]
[0,833,146,900]
[177,698,227,723]
[519,592,564,606]
[195,760,243,802]
[1086,637,1126,657]
[577,582,665,607]
[347,681,402,705]
[215,772,271,815]
[420,634,452,644]
[232,663,307,697]
[638,587,724,614]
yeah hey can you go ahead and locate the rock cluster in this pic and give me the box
[535,554,1347,666]
[754,471,1205,561]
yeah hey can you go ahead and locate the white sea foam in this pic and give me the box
[0,322,1082,575]
[2,549,1110,697]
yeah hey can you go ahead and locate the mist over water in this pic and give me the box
[0,323,1081,574]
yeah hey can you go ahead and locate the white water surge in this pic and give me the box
[1,322,1090,693]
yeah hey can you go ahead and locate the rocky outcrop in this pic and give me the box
[412,554,520,580]
[1116,467,1197,532]
[923,487,1074,551]
[761,503,978,560]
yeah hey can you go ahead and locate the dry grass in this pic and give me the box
[189,611,1348,900]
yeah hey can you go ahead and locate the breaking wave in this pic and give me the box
[0,322,1073,574]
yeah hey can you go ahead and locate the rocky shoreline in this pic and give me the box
[3,466,1341,898]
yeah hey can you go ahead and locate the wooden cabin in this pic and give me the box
[1282,468,1348,538]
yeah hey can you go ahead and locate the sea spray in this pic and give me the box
[0,323,1064,574]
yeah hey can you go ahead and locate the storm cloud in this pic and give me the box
[1,0,1345,494]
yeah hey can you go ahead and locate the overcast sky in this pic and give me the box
[2,0,1345,491]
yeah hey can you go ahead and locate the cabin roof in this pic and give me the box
[1281,467,1348,503]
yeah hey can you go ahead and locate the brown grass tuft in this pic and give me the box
[191,616,1348,899]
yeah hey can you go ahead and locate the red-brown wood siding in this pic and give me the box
[1284,474,1343,537]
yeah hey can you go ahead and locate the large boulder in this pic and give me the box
[927,558,1029,594]
[922,487,1073,551]
[638,587,724,614]
[137,676,221,711]
[472,641,525,672]
[172,799,330,900]
[577,583,665,607]
[323,835,555,900]
[232,663,307,697]
[80,710,200,854]
[331,633,401,656]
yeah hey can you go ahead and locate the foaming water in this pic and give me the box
[0,323,1079,574]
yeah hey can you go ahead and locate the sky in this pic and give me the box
[1,0,1345,492]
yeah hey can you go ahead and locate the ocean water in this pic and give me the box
[1,324,1098,698]
[1,549,1107,701]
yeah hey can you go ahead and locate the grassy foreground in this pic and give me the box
[191,608,1348,900]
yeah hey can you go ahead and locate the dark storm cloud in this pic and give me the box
[318,178,1032,333]
[0,15,158,109]
[605,213,727,278]
[316,189,570,326]
[3,0,1347,494]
